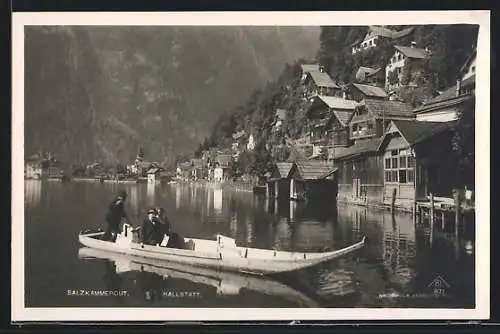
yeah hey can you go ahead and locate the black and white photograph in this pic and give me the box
[12,11,490,322]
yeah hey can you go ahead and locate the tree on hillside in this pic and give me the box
[451,97,475,187]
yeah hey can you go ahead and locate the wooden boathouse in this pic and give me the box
[266,162,294,199]
[288,161,338,202]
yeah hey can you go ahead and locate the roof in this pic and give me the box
[378,120,457,150]
[307,71,340,89]
[356,66,381,77]
[366,26,414,40]
[351,83,388,98]
[315,96,359,126]
[359,99,414,119]
[216,154,232,166]
[293,161,337,180]
[459,49,476,74]
[301,64,320,74]
[232,130,246,140]
[275,162,293,178]
[462,74,475,88]
[317,95,359,110]
[147,167,162,174]
[394,45,428,59]
[275,109,287,121]
[413,93,474,114]
[334,138,382,160]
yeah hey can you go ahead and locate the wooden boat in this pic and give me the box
[78,225,365,276]
[78,247,322,307]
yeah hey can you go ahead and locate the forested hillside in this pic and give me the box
[24,26,320,166]
[197,24,478,175]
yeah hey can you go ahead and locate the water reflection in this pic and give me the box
[78,247,321,307]
[129,186,139,216]
[213,188,223,213]
[175,185,181,209]
[146,183,155,207]
[26,182,475,308]
[25,180,42,206]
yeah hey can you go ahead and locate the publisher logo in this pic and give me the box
[427,275,450,296]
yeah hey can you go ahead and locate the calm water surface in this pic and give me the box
[24,180,475,308]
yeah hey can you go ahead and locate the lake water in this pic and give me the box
[24,180,475,308]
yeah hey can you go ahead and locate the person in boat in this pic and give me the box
[154,207,170,236]
[140,209,165,246]
[103,190,131,242]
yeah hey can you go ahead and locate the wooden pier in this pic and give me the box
[415,190,475,234]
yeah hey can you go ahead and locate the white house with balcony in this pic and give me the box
[385,43,430,91]
[351,26,414,55]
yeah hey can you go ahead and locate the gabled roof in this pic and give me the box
[232,130,246,140]
[394,45,428,59]
[351,83,388,98]
[293,161,337,180]
[274,162,293,178]
[315,95,359,126]
[333,138,382,161]
[307,71,340,89]
[377,120,457,151]
[357,99,415,120]
[459,49,476,74]
[413,94,474,114]
[356,66,381,77]
[301,64,320,74]
[366,26,414,40]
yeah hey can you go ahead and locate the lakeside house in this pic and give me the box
[385,43,431,91]
[25,160,47,179]
[289,161,338,202]
[351,26,415,55]
[146,166,164,184]
[212,153,233,182]
[306,95,359,160]
[300,63,321,80]
[414,50,475,122]
[272,109,287,133]
[355,66,385,87]
[246,133,255,151]
[347,83,389,102]
[303,70,341,98]
[349,99,415,142]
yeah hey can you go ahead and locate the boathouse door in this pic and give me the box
[352,178,361,198]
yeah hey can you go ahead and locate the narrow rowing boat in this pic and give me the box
[78,247,322,307]
[78,225,365,276]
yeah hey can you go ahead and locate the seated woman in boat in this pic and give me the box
[154,207,171,236]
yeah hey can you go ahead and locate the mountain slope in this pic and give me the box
[24,26,320,165]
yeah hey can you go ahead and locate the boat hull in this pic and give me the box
[79,232,365,276]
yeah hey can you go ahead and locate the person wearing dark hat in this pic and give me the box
[103,190,131,242]
[140,209,161,245]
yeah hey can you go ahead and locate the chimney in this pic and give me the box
[410,41,416,48]
[319,66,325,73]
[456,78,462,97]
[342,91,347,100]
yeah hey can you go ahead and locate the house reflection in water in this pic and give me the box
[213,188,223,213]
[25,180,42,206]
[129,186,139,216]
[175,185,181,209]
[146,183,155,207]
[310,258,357,300]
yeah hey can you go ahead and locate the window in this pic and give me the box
[471,65,475,73]
[384,148,416,184]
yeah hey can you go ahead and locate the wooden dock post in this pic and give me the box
[265,182,270,198]
[441,210,445,231]
[454,190,460,239]
[429,193,435,227]
[391,188,397,214]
